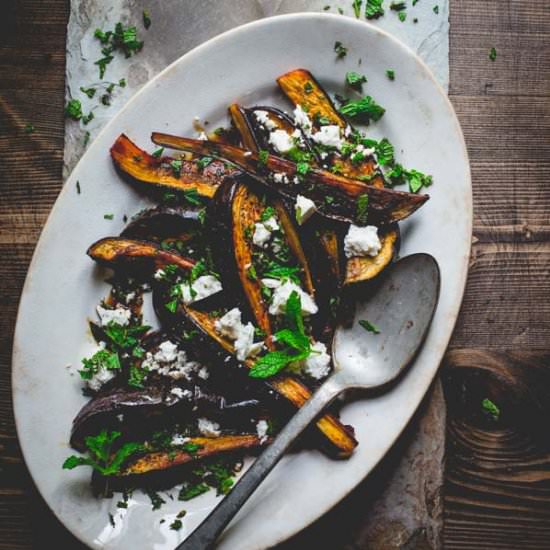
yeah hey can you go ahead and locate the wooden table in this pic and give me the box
[1,1,549,548]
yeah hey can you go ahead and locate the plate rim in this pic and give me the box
[12,12,472,548]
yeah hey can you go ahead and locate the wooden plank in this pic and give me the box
[450,96,550,162]
[442,349,550,550]
[450,242,550,349]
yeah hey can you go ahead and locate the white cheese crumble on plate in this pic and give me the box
[344,224,382,258]
[295,195,317,225]
[261,279,318,316]
[96,305,131,326]
[214,308,263,361]
[180,275,222,305]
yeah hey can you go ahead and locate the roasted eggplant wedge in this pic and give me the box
[121,434,266,476]
[111,133,239,198]
[277,68,383,183]
[210,179,315,343]
[120,205,202,242]
[151,133,428,226]
[277,68,401,285]
[180,306,357,457]
[88,237,195,273]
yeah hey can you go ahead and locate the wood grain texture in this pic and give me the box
[442,350,550,550]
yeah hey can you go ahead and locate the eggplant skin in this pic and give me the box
[120,205,202,242]
[151,133,429,227]
[120,435,266,476]
[110,133,239,198]
[344,225,401,285]
[87,237,195,273]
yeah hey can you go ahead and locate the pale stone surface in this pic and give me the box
[64,1,449,546]
[64,0,449,176]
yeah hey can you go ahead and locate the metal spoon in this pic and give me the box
[177,253,440,550]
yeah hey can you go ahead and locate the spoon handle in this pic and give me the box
[176,380,342,550]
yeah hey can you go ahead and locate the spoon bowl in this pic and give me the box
[332,253,440,390]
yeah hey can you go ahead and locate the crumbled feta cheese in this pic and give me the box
[96,305,131,327]
[344,225,382,258]
[198,366,209,380]
[272,172,289,184]
[293,105,312,135]
[142,342,202,380]
[87,366,116,392]
[261,279,318,316]
[252,216,279,248]
[181,275,223,305]
[256,419,269,443]
[154,269,166,281]
[295,195,317,225]
[197,131,208,140]
[170,387,186,399]
[155,340,179,363]
[302,341,331,380]
[171,434,190,446]
[262,216,279,232]
[344,125,353,137]
[214,308,263,360]
[117,413,124,422]
[253,222,272,248]
[254,110,277,130]
[311,125,344,150]
[198,417,221,437]
[269,129,294,153]
[354,143,375,157]
[125,291,136,303]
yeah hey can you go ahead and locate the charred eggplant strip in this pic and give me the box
[111,134,237,198]
[120,205,202,242]
[121,435,265,475]
[228,104,258,151]
[277,69,345,129]
[88,237,195,272]
[345,227,400,285]
[277,68,383,185]
[231,183,275,341]
[183,307,358,457]
[276,69,401,284]
[151,133,428,226]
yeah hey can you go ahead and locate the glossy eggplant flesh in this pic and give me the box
[87,237,196,277]
[110,133,240,199]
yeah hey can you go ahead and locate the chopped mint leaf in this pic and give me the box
[339,95,385,122]
[24,123,35,134]
[334,41,348,59]
[399,11,407,21]
[143,10,152,29]
[65,99,83,120]
[103,213,114,220]
[76,180,81,194]
[365,0,384,19]
[489,47,497,61]
[390,1,406,10]
[152,147,164,158]
[346,71,367,90]
[258,150,269,165]
[353,0,363,18]
[481,398,500,420]
[80,86,96,99]
[170,159,183,177]
[355,194,369,225]
[359,319,380,334]
[433,4,439,14]
[304,81,314,94]
[386,69,395,80]
[179,482,210,501]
